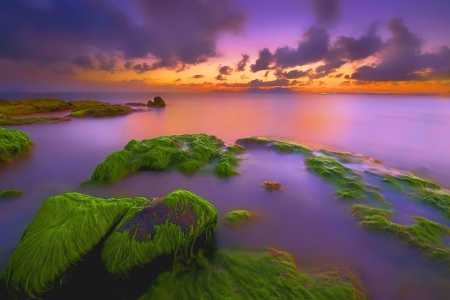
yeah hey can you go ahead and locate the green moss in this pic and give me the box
[0,99,70,115]
[320,149,354,163]
[138,248,365,300]
[418,191,450,218]
[83,134,244,185]
[67,100,110,111]
[0,190,24,198]
[236,136,312,154]
[383,174,440,191]
[102,190,218,275]
[5,192,145,298]
[0,114,71,125]
[69,105,133,117]
[335,189,364,200]
[0,127,33,163]
[351,204,450,263]
[223,210,257,227]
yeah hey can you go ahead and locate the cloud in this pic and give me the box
[310,0,340,25]
[250,48,274,72]
[274,27,329,69]
[215,74,227,81]
[219,78,292,88]
[0,0,245,73]
[218,65,233,75]
[124,61,134,70]
[134,63,152,74]
[275,69,310,79]
[235,54,249,72]
[122,79,145,83]
[351,19,450,81]
[192,74,205,79]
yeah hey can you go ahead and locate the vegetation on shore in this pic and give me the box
[223,210,257,227]
[351,204,450,263]
[0,114,71,125]
[139,248,365,300]
[0,127,33,163]
[82,134,245,185]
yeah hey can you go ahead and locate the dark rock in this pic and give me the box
[147,96,166,107]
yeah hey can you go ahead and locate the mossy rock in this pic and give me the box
[69,105,133,118]
[67,100,110,112]
[223,210,257,227]
[351,204,450,263]
[382,174,440,191]
[0,114,71,125]
[147,96,166,107]
[0,190,24,198]
[236,136,312,154]
[83,134,244,185]
[0,99,70,115]
[0,127,33,163]
[5,192,146,298]
[102,190,218,275]
[138,248,366,300]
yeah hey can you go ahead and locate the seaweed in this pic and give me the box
[83,134,244,185]
[0,126,33,163]
[69,105,133,117]
[102,190,218,275]
[5,192,145,298]
[138,248,365,300]
[236,136,312,154]
[0,114,71,125]
[0,190,24,198]
[351,204,450,263]
[0,99,70,115]
[223,210,257,227]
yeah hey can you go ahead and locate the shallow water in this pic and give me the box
[1,92,450,299]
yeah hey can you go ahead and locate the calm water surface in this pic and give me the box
[1,92,450,299]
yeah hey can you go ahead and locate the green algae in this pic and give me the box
[67,100,110,111]
[138,248,365,300]
[335,189,364,200]
[418,190,450,218]
[383,174,441,191]
[83,134,244,185]
[223,210,257,227]
[102,190,218,275]
[69,105,133,117]
[351,204,450,263]
[0,99,70,115]
[5,192,146,298]
[0,114,71,125]
[0,127,33,163]
[0,189,24,198]
[236,136,313,154]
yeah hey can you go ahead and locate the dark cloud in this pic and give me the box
[0,0,245,73]
[219,78,292,88]
[215,74,227,81]
[264,71,269,77]
[275,69,310,79]
[133,63,152,74]
[310,0,340,25]
[351,19,450,81]
[192,74,205,79]
[311,59,345,79]
[218,65,233,75]
[124,61,134,70]
[250,48,274,72]
[274,27,329,69]
[235,54,250,72]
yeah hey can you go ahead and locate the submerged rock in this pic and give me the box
[0,127,33,163]
[262,181,283,191]
[102,190,218,275]
[237,136,312,154]
[147,96,166,107]
[69,104,133,117]
[0,114,71,125]
[82,134,245,185]
[138,248,366,300]
[0,189,24,198]
[223,210,257,227]
[126,102,147,106]
[0,99,70,115]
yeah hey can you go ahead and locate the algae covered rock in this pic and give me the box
[0,99,70,115]
[0,189,24,198]
[69,104,133,117]
[0,114,71,125]
[223,210,257,227]
[83,134,245,185]
[0,126,33,163]
[147,96,166,107]
[102,190,218,275]
[5,192,146,298]
[237,136,312,154]
[138,248,365,300]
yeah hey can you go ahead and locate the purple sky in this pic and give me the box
[0,0,449,92]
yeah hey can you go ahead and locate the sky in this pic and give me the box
[0,0,449,93]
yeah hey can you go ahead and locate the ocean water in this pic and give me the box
[1,92,450,299]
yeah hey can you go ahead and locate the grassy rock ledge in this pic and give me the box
[0,126,33,163]
[82,134,246,185]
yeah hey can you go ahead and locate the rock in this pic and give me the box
[147,96,166,107]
